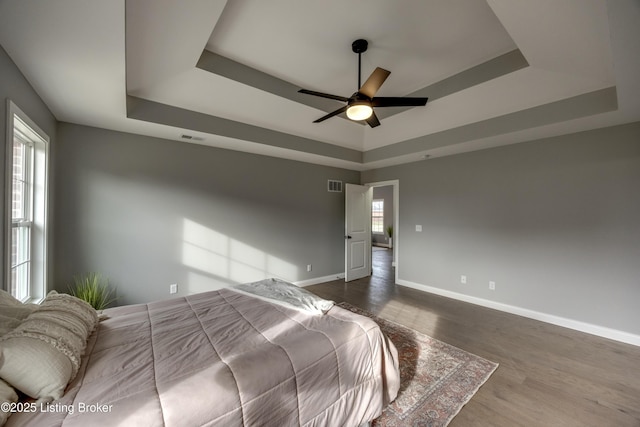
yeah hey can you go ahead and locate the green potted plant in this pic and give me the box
[386,225,394,249]
[68,272,117,310]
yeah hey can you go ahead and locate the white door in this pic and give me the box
[345,184,372,281]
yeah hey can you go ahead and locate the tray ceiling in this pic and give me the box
[1,0,638,170]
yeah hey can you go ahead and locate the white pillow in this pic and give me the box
[0,378,18,426]
[0,291,97,401]
[0,315,21,338]
[0,290,25,307]
[0,338,72,402]
[0,290,38,336]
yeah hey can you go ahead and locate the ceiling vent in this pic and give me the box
[327,180,343,193]
[181,134,204,141]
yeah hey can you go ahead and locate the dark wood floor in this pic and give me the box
[307,248,640,426]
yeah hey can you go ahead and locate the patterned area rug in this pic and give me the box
[338,303,498,427]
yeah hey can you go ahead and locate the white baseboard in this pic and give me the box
[294,273,344,288]
[397,279,640,347]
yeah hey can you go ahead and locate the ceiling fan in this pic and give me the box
[298,39,428,128]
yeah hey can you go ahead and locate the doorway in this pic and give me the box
[367,180,399,283]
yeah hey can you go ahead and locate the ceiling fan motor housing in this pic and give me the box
[351,39,368,54]
[349,92,371,105]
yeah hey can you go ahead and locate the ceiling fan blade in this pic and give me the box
[359,67,391,98]
[365,110,381,128]
[299,89,349,103]
[371,97,428,107]
[313,105,348,123]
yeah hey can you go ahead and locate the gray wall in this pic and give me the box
[362,122,640,336]
[372,185,394,246]
[54,123,359,305]
[0,45,57,290]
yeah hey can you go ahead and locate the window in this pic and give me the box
[5,101,49,302]
[11,127,33,300]
[372,199,384,234]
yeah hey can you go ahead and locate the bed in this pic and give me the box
[0,279,400,426]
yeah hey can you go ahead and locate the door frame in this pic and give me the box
[365,179,399,284]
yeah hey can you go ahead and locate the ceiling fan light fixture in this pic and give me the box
[346,103,373,121]
[298,39,428,127]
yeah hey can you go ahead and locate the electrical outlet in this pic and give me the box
[460,275,467,284]
[307,264,312,272]
[169,283,178,294]
[489,281,496,291]
[415,225,423,232]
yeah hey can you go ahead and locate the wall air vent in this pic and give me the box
[328,180,343,193]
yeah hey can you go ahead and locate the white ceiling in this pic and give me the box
[0,0,638,171]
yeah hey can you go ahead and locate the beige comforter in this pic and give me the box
[7,288,399,426]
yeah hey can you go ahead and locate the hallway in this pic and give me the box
[371,246,393,280]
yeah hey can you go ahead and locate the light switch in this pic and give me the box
[416,225,422,232]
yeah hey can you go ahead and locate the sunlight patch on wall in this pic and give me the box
[185,271,230,294]
[182,218,298,293]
